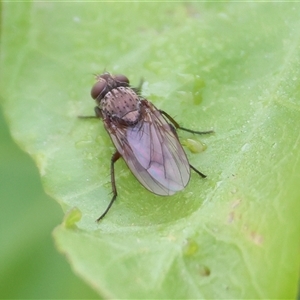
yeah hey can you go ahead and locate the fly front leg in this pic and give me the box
[96,151,121,222]
[159,110,214,135]
[94,106,103,118]
[132,78,144,94]
[78,107,103,119]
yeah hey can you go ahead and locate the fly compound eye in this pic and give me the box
[113,74,129,85]
[91,79,107,99]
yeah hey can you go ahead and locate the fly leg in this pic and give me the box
[97,151,121,222]
[168,122,208,178]
[159,110,214,135]
[77,106,118,221]
[189,164,206,178]
[78,106,103,119]
[132,78,144,94]
[164,112,212,179]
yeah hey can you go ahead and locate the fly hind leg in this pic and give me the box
[189,164,206,178]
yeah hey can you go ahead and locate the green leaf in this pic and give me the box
[1,2,300,298]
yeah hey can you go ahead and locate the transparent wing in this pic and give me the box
[105,101,190,196]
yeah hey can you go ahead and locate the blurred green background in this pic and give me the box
[0,108,98,298]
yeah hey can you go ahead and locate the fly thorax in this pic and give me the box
[101,87,140,123]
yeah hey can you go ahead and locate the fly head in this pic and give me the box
[91,73,130,104]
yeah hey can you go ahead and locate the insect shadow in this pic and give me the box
[79,73,213,221]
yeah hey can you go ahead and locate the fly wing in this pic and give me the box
[105,101,190,196]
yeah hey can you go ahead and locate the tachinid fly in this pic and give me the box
[88,73,213,221]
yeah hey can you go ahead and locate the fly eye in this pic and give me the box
[91,80,107,99]
[113,74,129,85]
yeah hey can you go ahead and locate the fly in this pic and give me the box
[87,72,213,221]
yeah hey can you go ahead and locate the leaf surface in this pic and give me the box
[1,2,300,298]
